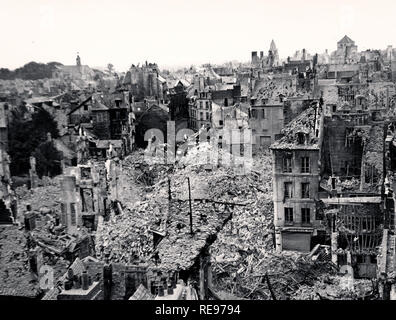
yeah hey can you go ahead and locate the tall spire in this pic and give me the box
[269,39,277,52]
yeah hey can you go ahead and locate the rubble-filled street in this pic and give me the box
[3,1,396,307]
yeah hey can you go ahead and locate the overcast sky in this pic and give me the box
[1,0,396,71]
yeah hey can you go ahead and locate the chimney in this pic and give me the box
[251,51,258,64]
[81,270,89,290]
[302,49,306,62]
[24,205,36,231]
[103,263,113,300]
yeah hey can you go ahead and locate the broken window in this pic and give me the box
[301,157,310,173]
[285,207,293,223]
[284,182,293,199]
[302,208,311,224]
[297,132,305,144]
[315,208,323,220]
[70,203,76,226]
[219,120,223,126]
[80,167,92,179]
[301,183,310,198]
[60,203,67,224]
[283,156,292,173]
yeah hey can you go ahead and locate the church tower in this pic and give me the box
[268,40,279,67]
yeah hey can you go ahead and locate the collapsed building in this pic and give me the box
[270,71,396,285]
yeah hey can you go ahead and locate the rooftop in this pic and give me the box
[270,106,320,150]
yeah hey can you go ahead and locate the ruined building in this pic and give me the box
[251,40,280,69]
[0,102,14,224]
[271,104,324,252]
[331,35,359,65]
[123,62,167,102]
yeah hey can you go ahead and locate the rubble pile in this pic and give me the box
[212,250,338,300]
[95,146,273,274]
[291,275,376,300]
[0,226,40,297]
[15,182,62,215]
[117,149,173,207]
[274,106,318,148]
[253,77,308,103]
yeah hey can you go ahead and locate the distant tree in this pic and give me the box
[107,63,114,74]
[0,61,63,80]
[32,141,62,178]
[8,108,60,176]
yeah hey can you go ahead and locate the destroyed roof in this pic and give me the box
[157,74,167,84]
[96,139,123,149]
[328,64,359,72]
[128,284,154,300]
[270,106,320,150]
[43,257,87,300]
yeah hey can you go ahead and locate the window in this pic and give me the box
[200,101,203,109]
[284,182,293,199]
[200,112,203,120]
[261,109,266,119]
[283,156,292,173]
[70,203,77,226]
[302,208,311,224]
[251,109,257,118]
[315,208,323,220]
[301,183,310,198]
[97,113,104,122]
[60,203,67,225]
[219,120,224,126]
[301,157,310,173]
[285,208,293,223]
[84,105,88,111]
[206,112,209,121]
[205,101,209,109]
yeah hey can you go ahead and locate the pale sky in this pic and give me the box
[1,0,396,71]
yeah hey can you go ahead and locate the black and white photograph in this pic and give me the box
[0,0,396,314]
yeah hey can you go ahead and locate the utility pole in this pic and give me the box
[168,177,171,200]
[187,177,193,234]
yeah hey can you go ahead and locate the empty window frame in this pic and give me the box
[301,156,310,173]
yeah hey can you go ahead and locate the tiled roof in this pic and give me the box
[128,284,154,300]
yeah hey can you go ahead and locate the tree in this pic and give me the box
[32,141,62,178]
[107,63,114,75]
[8,108,60,176]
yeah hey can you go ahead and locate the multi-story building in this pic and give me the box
[250,97,284,149]
[0,102,13,224]
[188,91,212,131]
[270,104,324,252]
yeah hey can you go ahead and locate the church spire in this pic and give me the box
[269,39,277,53]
